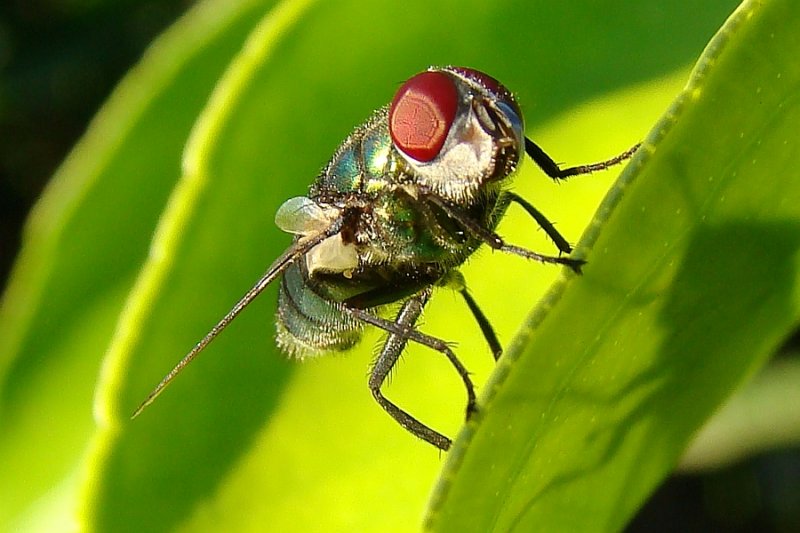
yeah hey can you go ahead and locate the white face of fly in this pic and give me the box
[401,105,500,203]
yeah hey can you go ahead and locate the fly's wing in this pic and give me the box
[131,213,345,418]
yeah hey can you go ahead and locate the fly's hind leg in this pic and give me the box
[345,288,475,451]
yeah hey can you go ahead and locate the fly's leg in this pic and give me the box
[525,138,640,180]
[439,270,502,361]
[459,289,502,360]
[345,288,476,451]
[430,141,640,271]
[496,191,573,255]
[424,194,585,273]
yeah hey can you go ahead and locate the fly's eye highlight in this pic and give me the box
[389,71,459,162]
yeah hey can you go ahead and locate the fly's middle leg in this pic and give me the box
[345,288,476,451]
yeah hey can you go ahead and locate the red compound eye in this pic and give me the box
[389,71,459,162]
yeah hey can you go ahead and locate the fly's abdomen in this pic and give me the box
[276,261,364,358]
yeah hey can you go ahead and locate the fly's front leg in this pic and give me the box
[525,138,640,180]
[425,194,585,273]
[496,191,573,255]
[345,289,476,451]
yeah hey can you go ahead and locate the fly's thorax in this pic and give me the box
[354,184,497,268]
[310,107,401,198]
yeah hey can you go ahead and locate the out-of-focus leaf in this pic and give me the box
[680,359,800,472]
[0,0,274,529]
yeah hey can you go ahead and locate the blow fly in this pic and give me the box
[133,67,638,450]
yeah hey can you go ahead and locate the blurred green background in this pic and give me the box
[1,0,798,531]
[0,1,190,283]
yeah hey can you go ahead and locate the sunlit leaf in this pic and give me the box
[428,1,800,530]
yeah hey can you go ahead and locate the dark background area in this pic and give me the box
[0,0,189,284]
[0,2,796,531]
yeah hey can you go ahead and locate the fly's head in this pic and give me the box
[388,66,525,204]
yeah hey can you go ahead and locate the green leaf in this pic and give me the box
[427,0,800,531]
[0,0,275,530]
[0,0,752,531]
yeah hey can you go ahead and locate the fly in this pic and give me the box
[132,66,639,450]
